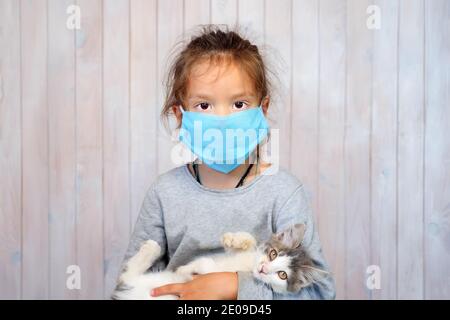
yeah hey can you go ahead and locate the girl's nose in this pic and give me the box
[214,106,232,116]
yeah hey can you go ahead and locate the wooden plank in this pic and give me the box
[291,0,319,191]
[184,0,210,35]
[424,0,450,300]
[47,0,77,299]
[157,0,184,174]
[210,0,238,27]
[345,0,373,299]
[130,0,159,231]
[264,0,292,170]
[237,0,264,49]
[0,0,22,299]
[370,0,399,300]
[316,0,346,299]
[21,0,49,300]
[75,0,104,299]
[103,0,131,299]
[397,0,425,299]
[291,0,319,217]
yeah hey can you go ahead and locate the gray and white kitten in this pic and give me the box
[112,224,328,300]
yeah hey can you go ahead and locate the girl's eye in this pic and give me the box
[233,101,248,110]
[195,102,211,111]
[278,271,288,280]
[269,249,277,261]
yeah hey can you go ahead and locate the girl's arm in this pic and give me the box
[237,185,336,300]
[118,184,167,274]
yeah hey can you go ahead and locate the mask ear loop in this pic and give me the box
[179,104,197,180]
[253,97,261,172]
[255,96,266,175]
[256,144,260,176]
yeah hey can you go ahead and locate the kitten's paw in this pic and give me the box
[221,232,256,250]
[122,239,161,279]
[139,239,161,260]
[176,258,216,276]
[175,265,192,276]
[221,232,235,249]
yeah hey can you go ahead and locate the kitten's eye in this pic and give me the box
[233,101,248,110]
[269,249,277,261]
[278,271,288,280]
[195,102,211,111]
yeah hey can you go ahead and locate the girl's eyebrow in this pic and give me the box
[188,92,256,101]
[188,93,213,101]
[230,92,256,99]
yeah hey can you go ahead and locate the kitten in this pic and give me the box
[112,224,328,300]
[252,223,329,293]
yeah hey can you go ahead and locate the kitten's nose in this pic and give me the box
[258,263,268,274]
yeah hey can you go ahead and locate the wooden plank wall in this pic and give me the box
[0,0,448,299]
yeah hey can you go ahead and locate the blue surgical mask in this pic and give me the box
[178,105,270,174]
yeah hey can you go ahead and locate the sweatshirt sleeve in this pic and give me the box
[237,184,336,300]
[118,184,168,274]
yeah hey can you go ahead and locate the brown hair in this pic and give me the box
[160,25,273,131]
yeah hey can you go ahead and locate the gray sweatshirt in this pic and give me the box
[119,164,336,300]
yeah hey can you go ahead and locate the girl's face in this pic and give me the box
[174,59,269,123]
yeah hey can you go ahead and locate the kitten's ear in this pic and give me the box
[293,265,329,291]
[274,223,306,248]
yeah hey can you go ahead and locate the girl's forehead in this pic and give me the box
[187,59,256,97]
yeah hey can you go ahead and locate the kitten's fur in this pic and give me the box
[112,224,328,300]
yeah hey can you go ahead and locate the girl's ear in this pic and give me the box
[173,104,182,124]
[261,96,270,115]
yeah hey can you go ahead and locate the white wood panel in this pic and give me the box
[291,0,319,216]
[345,0,373,299]
[424,0,450,300]
[75,0,104,299]
[157,0,184,174]
[317,0,346,300]
[21,0,49,300]
[397,0,425,299]
[103,0,131,299]
[210,0,238,27]
[371,0,399,300]
[184,0,210,34]
[0,0,22,299]
[237,0,264,45]
[130,0,159,231]
[48,0,77,299]
[370,0,398,299]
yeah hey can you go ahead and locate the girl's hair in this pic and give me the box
[161,25,273,131]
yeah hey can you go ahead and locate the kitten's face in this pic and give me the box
[252,240,294,293]
[252,223,327,293]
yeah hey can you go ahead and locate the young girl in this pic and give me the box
[118,26,335,300]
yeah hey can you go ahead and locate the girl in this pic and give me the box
[118,26,335,300]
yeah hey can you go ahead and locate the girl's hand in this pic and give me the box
[151,272,238,300]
